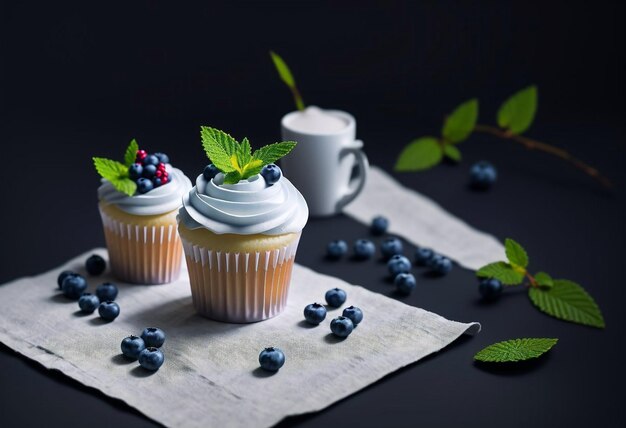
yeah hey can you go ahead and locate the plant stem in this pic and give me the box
[525,272,538,288]
[291,85,305,111]
[473,124,612,188]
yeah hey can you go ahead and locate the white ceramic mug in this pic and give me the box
[281,107,369,217]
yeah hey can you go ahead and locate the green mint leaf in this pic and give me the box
[223,171,242,184]
[269,51,304,111]
[252,141,297,165]
[93,157,129,181]
[240,137,252,165]
[504,238,529,268]
[200,126,239,173]
[534,271,554,289]
[476,261,525,285]
[124,139,139,167]
[442,144,462,162]
[109,177,137,197]
[497,85,538,134]
[394,137,443,171]
[528,279,605,328]
[442,98,478,143]
[241,159,264,180]
[474,338,558,363]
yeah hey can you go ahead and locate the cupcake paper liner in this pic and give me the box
[181,234,301,323]
[99,209,183,284]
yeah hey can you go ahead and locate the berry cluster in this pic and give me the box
[121,327,166,371]
[129,150,171,194]
[203,162,283,187]
[326,216,455,296]
[56,254,121,322]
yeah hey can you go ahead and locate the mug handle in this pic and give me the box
[336,140,369,212]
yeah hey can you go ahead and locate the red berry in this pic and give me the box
[136,150,147,161]
[157,163,166,171]
[162,176,169,184]
[155,170,163,178]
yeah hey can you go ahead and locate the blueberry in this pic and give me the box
[142,164,157,178]
[303,303,327,325]
[61,274,87,299]
[342,306,363,325]
[121,335,146,360]
[98,301,120,321]
[85,254,106,276]
[326,240,348,259]
[152,177,163,187]
[470,161,497,189]
[57,270,76,289]
[96,282,118,302]
[137,178,154,194]
[370,216,389,236]
[325,288,347,308]
[154,152,170,164]
[258,347,286,372]
[380,237,403,260]
[138,347,165,371]
[330,316,354,338]
[387,255,411,276]
[128,163,143,180]
[203,164,220,181]
[260,164,282,186]
[429,255,453,275]
[141,327,166,348]
[78,293,100,313]
[353,239,376,260]
[479,278,503,300]
[415,247,435,266]
[142,154,160,167]
[394,273,417,295]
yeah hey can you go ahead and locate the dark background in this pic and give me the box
[1,1,625,427]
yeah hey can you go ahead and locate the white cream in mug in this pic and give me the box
[284,106,348,134]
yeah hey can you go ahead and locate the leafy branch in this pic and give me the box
[395,86,612,188]
[270,51,305,111]
[477,238,605,329]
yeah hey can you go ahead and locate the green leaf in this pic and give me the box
[394,137,443,171]
[474,338,558,363]
[504,238,529,268]
[240,137,252,166]
[223,171,242,184]
[109,177,137,197]
[93,157,128,181]
[534,271,554,289]
[497,85,538,134]
[200,127,239,173]
[270,51,295,88]
[442,98,478,143]
[93,157,136,196]
[442,144,461,162]
[252,141,297,165]
[476,261,525,285]
[124,139,139,167]
[241,159,264,180]
[529,279,605,328]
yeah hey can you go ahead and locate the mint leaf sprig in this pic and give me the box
[395,86,612,188]
[200,127,297,184]
[474,338,558,363]
[477,238,605,328]
[270,51,305,111]
[93,139,138,196]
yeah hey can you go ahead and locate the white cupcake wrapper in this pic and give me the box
[99,208,183,284]
[181,234,301,323]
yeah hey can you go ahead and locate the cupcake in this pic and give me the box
[94,139,192,284]
[178,127,308,323]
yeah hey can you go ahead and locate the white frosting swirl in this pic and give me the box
[98,166,192,215]
[178,173,308,235]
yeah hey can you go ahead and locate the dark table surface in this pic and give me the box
[1,1,625,427]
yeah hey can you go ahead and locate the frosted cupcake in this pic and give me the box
[178,127,308,323]
[94,139,192,284]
